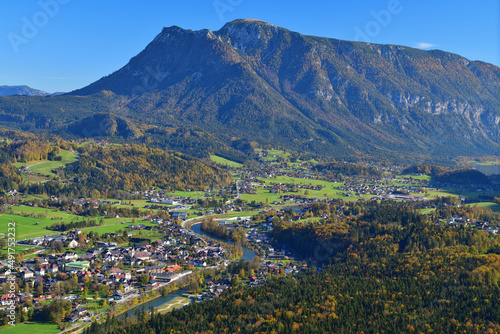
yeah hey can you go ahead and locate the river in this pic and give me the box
[119,287,190,319]
[119,223,257,318]
[191,223,257,261]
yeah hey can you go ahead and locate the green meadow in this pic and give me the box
[0,208,75,240]
[467,202,500,213]
[0,322,59,334]
[0,206,147,240]
[14,150,78,183]
[256,176,364,201]
[82,220,158,236]
[468,160,500,166]
[103,199,155,210]
[240,191,288,204]
[210,155,243,168]
[397,174,432,181]
[14,150,78,176]
[259,149,292,162]
[420,208,437,214]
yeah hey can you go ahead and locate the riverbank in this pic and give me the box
[191,223,257,261]
[199,221,263,257]
[155,296,192,314]
[184,219,242,260]
[115,282,191,319]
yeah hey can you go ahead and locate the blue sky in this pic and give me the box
[0,0,498,93]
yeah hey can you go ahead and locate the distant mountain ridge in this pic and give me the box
[0,85,51,97]
[0,85,65,97]
[1,19,500,162]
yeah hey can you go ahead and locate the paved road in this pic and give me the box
[226,179,241,204]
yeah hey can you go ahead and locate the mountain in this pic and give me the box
[0,85,51,97]
[67,19,500,161]
[2,19,500,162]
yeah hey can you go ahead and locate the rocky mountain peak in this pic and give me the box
[217,18,280,51]
[153,25,217,43]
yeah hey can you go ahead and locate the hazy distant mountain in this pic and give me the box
[0,85,51,97]
[2,19,500,162]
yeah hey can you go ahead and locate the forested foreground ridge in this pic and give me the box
[0,139,231,196]
[61,145,232,193]
[85,201,500,333]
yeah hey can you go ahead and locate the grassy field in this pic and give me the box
[260,176,342,188]
[13,244,38,252]
[293,217,322,224]
[215,211,257,219]
[468,161,500,166]
[439,187,499,201]
[210,155,243,168]
[80,222,130,235]
[163,191,208,199]
[0,209,76,240]
[241,185,350,204]
[240,191,287,204]
[398,174,431,181]
[103,199,155,210]
[14,150,77,176]
[414,190,458,199]
[256,176,368,201]
[0,322,60,334]
[0,206,145,240]
[260,149,292,162]
[467,202,500,213]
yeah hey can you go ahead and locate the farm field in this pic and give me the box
[103,199,157,210]
[214,211,256,219]
[256,176,369,200]
[210,155,243,168]
[0,322,59,334]
[397,174,432,181]
[163,191,208,200]
[467,202,500,213]
[259,176,342,189]
[412,190,458,199]
[0,206,141,240]
[240,191,289,204]
[83,220,158,236]
[468,161,500,166]
[0,212,74,240]
[13,244,38,252]
[14,150,77,177]
[256,149,292,162]
[431,187,499,202]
